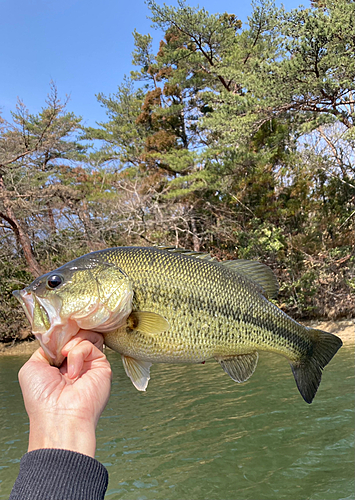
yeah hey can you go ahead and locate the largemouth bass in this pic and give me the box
[13,246,342,403]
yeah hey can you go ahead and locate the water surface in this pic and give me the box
[1,345,354,500]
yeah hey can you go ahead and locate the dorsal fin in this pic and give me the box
[220,260,279,299]
[156,246,216,261]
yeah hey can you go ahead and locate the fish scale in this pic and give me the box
[98,248,313,361]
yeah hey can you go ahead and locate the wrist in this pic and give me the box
[28,415,97,458]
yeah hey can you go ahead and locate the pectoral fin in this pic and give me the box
[128,311,169,335]
[216,352,259,383]
[121,355,152,391]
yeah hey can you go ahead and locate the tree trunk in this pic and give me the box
[0,175,43,277]
[79,199,96,251]
[47,206,57,233]
[190,216,200,252]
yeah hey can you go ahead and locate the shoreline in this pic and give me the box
[0,320,353,358]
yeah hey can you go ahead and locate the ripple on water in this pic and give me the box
[1,345,354,500]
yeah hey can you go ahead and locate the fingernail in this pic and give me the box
[68,364,76,379]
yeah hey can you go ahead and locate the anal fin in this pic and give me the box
[216,352,259,383]
[121,355,152,391]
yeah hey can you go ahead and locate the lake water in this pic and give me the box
[0,344,354,500]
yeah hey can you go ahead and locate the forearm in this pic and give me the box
[12,335,112,499]
[28,416,97,458]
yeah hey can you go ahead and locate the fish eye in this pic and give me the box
[46,275,64,289]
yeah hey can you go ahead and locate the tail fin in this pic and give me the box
[290,329,343,404]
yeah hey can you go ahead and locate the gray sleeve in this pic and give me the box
[9,448,108,500]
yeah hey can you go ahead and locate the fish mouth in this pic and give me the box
[13,290,37,328]
[13,289,79,366]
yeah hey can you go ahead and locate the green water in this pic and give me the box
[0,345,354,500]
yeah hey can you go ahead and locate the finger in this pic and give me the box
[62,330,104,357]
[59,358,68,376]
[66,339,105,379]
[19,346,51,382]
[28,346,50,363]
[19,347,59,389]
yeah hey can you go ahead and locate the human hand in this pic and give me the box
[18,330,112,458]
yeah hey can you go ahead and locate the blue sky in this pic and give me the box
[1,0,306,127]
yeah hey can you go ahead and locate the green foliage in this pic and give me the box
[236,221,286,260]
[1,1,354,341]
[83,0,353,319]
